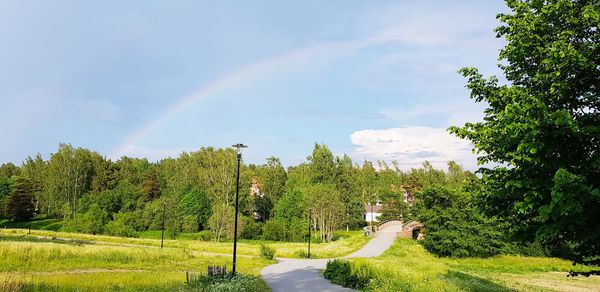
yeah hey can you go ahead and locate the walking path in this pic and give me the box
[261,225,402,292]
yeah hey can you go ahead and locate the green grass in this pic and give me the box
[0,228,368,259]
[0,232,274,291]
[344,238,600,291]
[0,218,63,231]
[0,228,369,290]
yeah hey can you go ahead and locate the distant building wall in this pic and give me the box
[364,212,382,222]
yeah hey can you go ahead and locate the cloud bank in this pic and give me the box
[350,127,477,170]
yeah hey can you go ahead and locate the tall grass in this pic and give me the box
[0,234,274,291]
[0,228,368,259]
[337,238,600,291]
[0,241,270,274]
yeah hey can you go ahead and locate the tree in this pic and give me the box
[141,170,161,201]
[44,144,97,218]
[449,0,600,269]
[208,203,235,242]
[306,183,344,242]
[307,143,336,184]
[0,163,20,177]
[416,185,505,258]
[5,177,36,221]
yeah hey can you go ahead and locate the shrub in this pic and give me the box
[62,204,108,234]
[262,219,287,241]
[241,217,263,240]
[104,212,140,238]
[421,207,505,257]
[187,273,268,292]
[502,241,551,257]
[260,244,276,260]
[262,218,306,242]
[198,230,213,241]
[323,259,373,289]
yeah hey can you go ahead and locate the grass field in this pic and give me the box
[0,227,368,291]
[346,238,600,291]
[0,228,368,259]
[0,232,273,291]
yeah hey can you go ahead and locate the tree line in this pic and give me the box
[0,143,476,243]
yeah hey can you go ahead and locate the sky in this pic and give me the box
[0,0,507,170]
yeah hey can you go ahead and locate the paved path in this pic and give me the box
[261,225,402,292]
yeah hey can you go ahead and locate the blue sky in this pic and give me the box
[0,1,507,170]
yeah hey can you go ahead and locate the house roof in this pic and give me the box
[364,204,383,212]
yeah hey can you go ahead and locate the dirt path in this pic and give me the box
[261,225,402,292]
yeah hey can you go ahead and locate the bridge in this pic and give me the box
[375,220,424,239]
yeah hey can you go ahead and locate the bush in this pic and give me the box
[294,249,316,258]
[421,207,505,257]
[198,230,213,241]
[103,211,142,238]
[502,241,550,257]
[323,259,373,289]
[262,219,287,241]
[62,204,108,234]
[187,273,268,292]
[262,218,306,242]
[240,217,263,240]
[260,244,276,260]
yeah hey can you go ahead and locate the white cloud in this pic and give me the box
[350,127,477,170]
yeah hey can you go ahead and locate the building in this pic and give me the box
[364,202,383,223]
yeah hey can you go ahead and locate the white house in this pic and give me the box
[364,202,383,223]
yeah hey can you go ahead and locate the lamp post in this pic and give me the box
[231,143,247,275]
[161,202,166,249]
[307,208,311,258]
[371,202,374,232]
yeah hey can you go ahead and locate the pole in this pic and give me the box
[28,221,31,235]
[346,211,349,232]
[232,153,241,274]
[161,202,165,249]
[371,203,374,232]
[308,208,311,258]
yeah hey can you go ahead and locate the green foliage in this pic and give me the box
[421,207,505,257]
[140,169,161,201]
[62,204,109,234]
[1,142,487,248]
[4,177,36,221]
[240,217,263,240]
[323,259,373,289]
[104,212,140,237]
[262,218,306,242]
[259,244,276,260]
[187,273,269,292]
[197,230,213,241]
[417,185,506,258]
[0,176,10,218]
[208,204,235,242]
[178,187,212,231]
[449,0,600,267]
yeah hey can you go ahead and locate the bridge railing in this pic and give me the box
[376,220,402,231]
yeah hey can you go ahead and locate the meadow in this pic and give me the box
[0,227,367,291]
[344,238,600,291]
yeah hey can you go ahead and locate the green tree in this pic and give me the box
[208,203,235,242]
[141,169,161,201]
[5,177,36,221]
[307,143,336,184]
[417,185,505,258]
[449,0,600,269]
[0,163,20,177]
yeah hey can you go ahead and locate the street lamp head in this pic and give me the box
[231,143,248,155]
